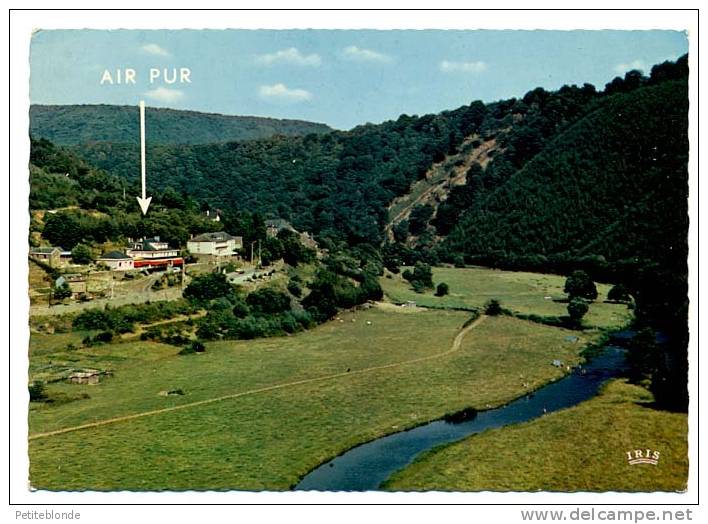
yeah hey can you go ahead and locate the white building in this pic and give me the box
[97,251,135,271]
[187,232,242,257]
[126,237,179,260]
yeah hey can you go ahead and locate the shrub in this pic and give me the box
[608,283,631,303]
[184,272,234,302]
[567,297,589,327]
[53,281,72,301]
[94,331,114,343]
[232,298,250,318]
[71,243,94,265]
[435,282,450,297]
[28,380,47,402]
[247,288,291,315]
[564,270,598,301]
[411,280,427,294]
[73,309,112,330]
[484,299,502,316]
[179,340,206,355]
[403,262,434,292]
[287,280,303,298]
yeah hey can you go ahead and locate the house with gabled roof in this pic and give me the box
[126,237,179,260]
[97,251,135,271]
[187,231,242,257]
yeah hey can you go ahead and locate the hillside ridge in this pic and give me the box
[30,104,332,146]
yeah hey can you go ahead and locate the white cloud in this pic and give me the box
[614,60,648,74]
[255,48,321,67]
[439,60,487,74]
[342,46,393,64]
[141,43,170,57]
[258,83,312,103]
[144,87,185,104]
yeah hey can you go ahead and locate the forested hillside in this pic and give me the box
[30,104,332,145]
[443,79,688,272]
[71,103,489,243]
[65,56,687,256]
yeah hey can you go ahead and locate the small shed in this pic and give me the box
[67,370,107,385]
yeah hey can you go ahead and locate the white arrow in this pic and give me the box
[136,100,152,215]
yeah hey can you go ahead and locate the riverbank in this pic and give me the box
[383,380,688,492]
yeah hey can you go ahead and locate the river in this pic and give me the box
[295,344,627,491]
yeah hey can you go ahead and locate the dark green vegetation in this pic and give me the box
[30,137,224,248]
[564,270,598,301]
[384,380,687,492]
[444,78,688,275]
[402,262,434,293]
[71,103,487,244]
[30,104,331,145]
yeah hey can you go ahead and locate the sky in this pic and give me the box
[30,29,688,130]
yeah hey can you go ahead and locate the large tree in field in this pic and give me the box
[564,270,598,301]
[567,297,589,328]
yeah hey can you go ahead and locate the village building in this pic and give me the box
[265,219,297,238]
[187,232,242,257]
[125,237,183,269]
[97,251,135,271]
[55,273,88,296]
[29,246,72,267]
[126,237,179,259]
[205,209,221,222]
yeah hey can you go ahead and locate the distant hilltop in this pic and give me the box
[29,104,333,146]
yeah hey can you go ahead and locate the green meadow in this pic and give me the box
[384,380,688,492]
[381,266,633,330]
[29,302,594,490]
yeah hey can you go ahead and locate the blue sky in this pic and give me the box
[30,29,688,130]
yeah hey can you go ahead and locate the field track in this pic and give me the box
[29,314,486,441]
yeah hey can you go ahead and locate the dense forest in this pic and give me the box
[70,103,489,243]
[30,104,331,145]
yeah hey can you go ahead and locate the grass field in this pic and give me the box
[381,267,632,330]
[383,380,688,492]
[29,307,593,490]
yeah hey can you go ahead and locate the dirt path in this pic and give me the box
[29,315,486,441]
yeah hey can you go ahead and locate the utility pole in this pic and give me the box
[258,239,262,268]
[250,241,256,267]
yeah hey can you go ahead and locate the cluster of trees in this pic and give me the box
[183,273,314,340]
[72,299,200,334]
[402,262,434,293]
[259,229,316,267]
[301,244,384,322]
